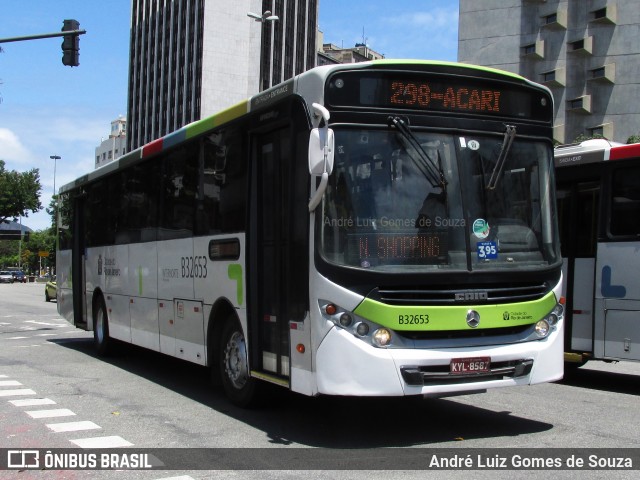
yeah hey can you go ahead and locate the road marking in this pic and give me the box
[9,398,56,407]
[47,420,102,433]
[0,389,36,397]
[24,320,69,327]
[0,380,22,387]
[155,477,197,480]
[70,436,134,448]
[26,408,76,419]
[1,376,134,451]
[35,333,58,337]
[7,336,29,340]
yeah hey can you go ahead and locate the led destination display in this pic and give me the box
[326,70,552,122]
[347,231,448,266]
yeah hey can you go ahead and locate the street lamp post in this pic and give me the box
[50,155,61,196]
[247,10,279,91]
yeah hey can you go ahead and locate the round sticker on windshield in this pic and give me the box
[473,218,490,239]
[468,140,480,150]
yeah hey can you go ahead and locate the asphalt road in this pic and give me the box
[1,282,639,480]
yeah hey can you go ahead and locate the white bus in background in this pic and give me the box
[555,139,640,366]
[56,60,564,406]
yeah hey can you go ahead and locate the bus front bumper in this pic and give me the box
[314,324,564,397]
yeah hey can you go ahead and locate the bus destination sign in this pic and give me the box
[347,231,448,266]
[326,71,552,122]
[388,80,501,113]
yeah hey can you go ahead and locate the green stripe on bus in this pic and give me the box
[353,292,557,331]
[187,100,249,139]
[227,264,243,306]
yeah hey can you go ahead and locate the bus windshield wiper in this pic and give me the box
[388,116,446,189]
[486,124,516,190]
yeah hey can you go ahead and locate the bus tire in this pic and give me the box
[219,317,257,407]
[93,295,111,356]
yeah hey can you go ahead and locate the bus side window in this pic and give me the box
[610,166,640,237]
[201,125,247,235]
[58,192,74,251]
[85,179,113,246]
[159,145,198,240]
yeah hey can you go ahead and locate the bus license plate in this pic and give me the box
[450,357,491,374]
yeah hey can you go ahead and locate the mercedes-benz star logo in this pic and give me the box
[466,310,481,328]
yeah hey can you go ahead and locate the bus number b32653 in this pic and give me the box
[181,256,208,278]
[398,314,430,325]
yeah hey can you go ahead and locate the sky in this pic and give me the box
[0,0,459,231]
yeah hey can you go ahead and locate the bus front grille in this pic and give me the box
[372,283,549,306]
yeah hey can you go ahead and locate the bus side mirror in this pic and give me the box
[307,127,335,212]
[308,127,334,176]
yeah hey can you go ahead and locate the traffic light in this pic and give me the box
[61,19,80,67]
[23,231,30,242]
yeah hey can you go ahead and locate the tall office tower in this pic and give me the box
[458,0,640,144]
[126,0,318,152]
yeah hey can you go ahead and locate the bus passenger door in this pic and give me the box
[557,180,600,354]
[248,125,305,382]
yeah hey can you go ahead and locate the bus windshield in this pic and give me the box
[319,127,559,272]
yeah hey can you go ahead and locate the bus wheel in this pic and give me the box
[93,296,111,356]
[219,318,257,407]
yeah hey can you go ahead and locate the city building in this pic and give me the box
[126,0,318,152]
[458,0,640,144]
[320,42,384,66]
[95,116,127,169]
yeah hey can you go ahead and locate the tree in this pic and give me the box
[0,159,43,224]
[573,133,605,144]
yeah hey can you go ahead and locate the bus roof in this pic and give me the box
[554,139,640,167]
[59,60,544,195]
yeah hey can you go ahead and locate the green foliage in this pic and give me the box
[0,160,43,224]
[0,228,55,273]
[572,133,606,144]
[573,133,640,145]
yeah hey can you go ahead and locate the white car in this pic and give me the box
[0,271,15,284]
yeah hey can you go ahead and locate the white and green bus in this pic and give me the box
[56,60,564,406]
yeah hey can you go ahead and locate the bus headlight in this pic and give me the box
[339,313,353,327]
[531,301,564,340]
[372,328,392,347]
[552,303,564,318]
[320,300,395,348]
[355,322,369,337]
[535,319,550,338]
